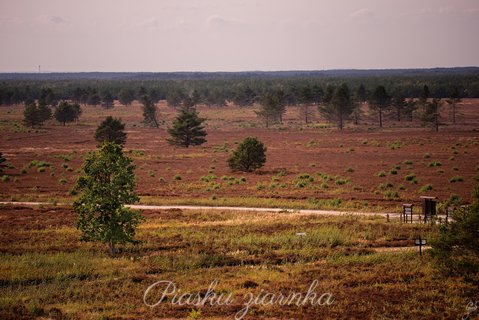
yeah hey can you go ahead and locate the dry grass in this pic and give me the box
[0,205,476,319]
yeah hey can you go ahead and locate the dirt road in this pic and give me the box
[0,201,402,218]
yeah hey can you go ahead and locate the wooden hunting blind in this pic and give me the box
[420,196,438,223]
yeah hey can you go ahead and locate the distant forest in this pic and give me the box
[1,67,479,107]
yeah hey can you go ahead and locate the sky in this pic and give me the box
[0,0,478,72]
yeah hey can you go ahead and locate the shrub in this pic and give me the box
[419,184,433,192]
[59,178,67,185]
[377,171,386,178]
[1,175,9,182]
[453,166,459,171]
[428,161,442,167]
[388,140,402,150]
[335,178,348,185]
[37,167,46,173]
[378,182,394,190]
[423,153,431,159]
[383,190,399,199]
[449,176,464,183]
[173,174,182,181]
[148,171,155,177]
[389,169,398,175]
[431,184,479,282]
[345,167,354,173]
[405,173,416,182]
[295,181,308,188]
[403,160,413,165]
[228,137,266,172]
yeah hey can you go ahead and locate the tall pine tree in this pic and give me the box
[167,107,207,148]
[141,95,159,128]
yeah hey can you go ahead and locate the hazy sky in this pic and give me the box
[1,0,478,72]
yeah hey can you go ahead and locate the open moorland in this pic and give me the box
[1,100,479,212]
[1,204,477,319]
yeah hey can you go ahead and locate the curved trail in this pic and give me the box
[0,201,400,218]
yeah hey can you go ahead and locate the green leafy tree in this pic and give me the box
[228,137,267,172]
[167,107,207,148]
[95,116,127,146]
[318,83,354,130]
[54,101,82,126]
[431,177,479,283]
[369,85,390,128]
[73,143,143,256]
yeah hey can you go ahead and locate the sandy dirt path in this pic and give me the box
[0,201,402,218]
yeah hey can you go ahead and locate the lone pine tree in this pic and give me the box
[228,137,267,172]
[167,107,207,148]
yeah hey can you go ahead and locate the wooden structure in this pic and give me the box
[420,196,438,224]
[401,204,414,223]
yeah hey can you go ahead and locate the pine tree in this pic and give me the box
[228,137,267,172]
[421,98,442,132]
[446,87,462,125]
[101,91,114,109]
[23,101,40,128]
[318,84,354,130]
[119,89,134,106]
[141,95,159,128]
[256,91,285,127]
[54,101,82,126]
[167,107,207,148]
[95,116,127,146]
[73,143,143,256]
[369,85,390,127]
[391,92,406,122]
[298,86,314,123]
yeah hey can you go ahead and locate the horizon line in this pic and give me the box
[1,66,479,74]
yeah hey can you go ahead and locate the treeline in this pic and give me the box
[1,69,479,107]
